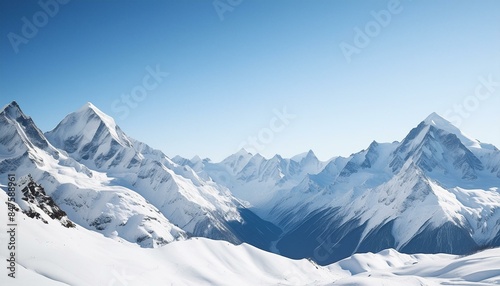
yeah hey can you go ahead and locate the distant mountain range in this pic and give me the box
[1,101,500,266]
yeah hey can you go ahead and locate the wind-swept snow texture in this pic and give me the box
[2,190,500,285]
[0,190,336,285]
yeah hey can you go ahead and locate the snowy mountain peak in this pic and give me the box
[76,102,128,145]
[0,100,51,155]
[368,140,379,149]
[306,149,316,156]
[291,149,317,162]
[46,103,133,166]
[80,101,97,110]
[78,102,116,126]
[271,154,284,161]
[191,155,202,163]
[422,112,482,149]
[423,112,461,137]
[423,112,448,127]
[221,148,255,174]
[1,100,21,115]
[390,115,486,180]
[0,101,29,122]
[235,148,253,158]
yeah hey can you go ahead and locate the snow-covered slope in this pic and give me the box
[0,190,336,286]
[277,114,500,264]
[0,101,186,247]
[2,189,500,286]
[328,247,500,285]
[2,100,500,271]
[44,102,280,248]
[195,113,500,265]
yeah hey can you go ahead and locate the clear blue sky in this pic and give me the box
[1,0,500,161]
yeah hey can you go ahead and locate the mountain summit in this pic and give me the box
[0,100,51,156]
[190,112,500,264]
[424,112,486,149]
[45,102,281,249]
[2,104,500,266]
[0,102,187,247]
[45,102,133,168]
[390,114,485,180]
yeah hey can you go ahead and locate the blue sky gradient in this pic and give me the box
[1,0,500,161]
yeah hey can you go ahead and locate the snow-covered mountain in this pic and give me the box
[327,247,500,285]
[2,100,500,272]
[175,148,327,217]
[0,189,338,286]
[44,102,280,248]
[2,189,500,285]
[193,113,500,265]
[0,101,187,247]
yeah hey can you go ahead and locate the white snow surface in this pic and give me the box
[0,191,337,285]
[2,191,500,286]
[328,247,500,285]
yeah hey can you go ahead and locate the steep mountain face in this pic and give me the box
[0,101,186,247]
[15,175,75,228]
[45,102,280,249]
[200,113,500,265]
[45,103,135,170]
[390,119,483,181]
[284,114,500,264]
[2,100,500,266]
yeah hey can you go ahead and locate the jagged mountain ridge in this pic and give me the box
[2,100,500,266]
[181,113,500,265]
[4,103,279,249]
[0,101,188,247]
[45,103,243,236]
